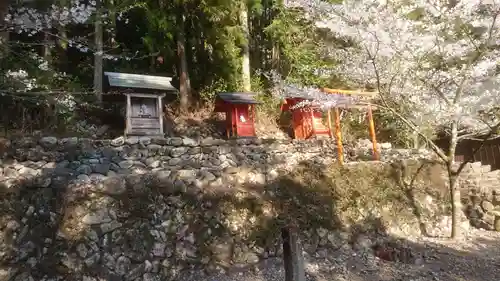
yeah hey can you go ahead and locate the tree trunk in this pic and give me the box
[0,0,9,58]
[193,4,209,89]
[449,173,461,239]
[150,55,156,73]
[56,27,68,72]
[93,0,104,103]
[272,43,280,70]
[239,2,251,92]
[448,121,461,239]
[177,1,191,112]
[54,0,68,72]
[43,32,52,62]
[108,0,116,47]
[412,131,419,149]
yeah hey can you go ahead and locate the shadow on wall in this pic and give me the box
[0,156,498,281]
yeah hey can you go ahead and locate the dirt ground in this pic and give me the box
[178,229,500,281]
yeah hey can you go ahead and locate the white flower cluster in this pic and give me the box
[5,0,96,33]
[5,69,39,90]
[267,70,366,110]
[55,94,77,112]
[284,0,500,133]
[27,52,51,71]
[4,1,139,60]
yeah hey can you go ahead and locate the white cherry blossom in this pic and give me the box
[283,0,500,238]
[6,1,97,32]
[284,0,500,139]
[4,1,140,60]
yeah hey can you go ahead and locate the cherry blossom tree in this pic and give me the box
[2,0,147,100]
[282,0,500,238]
[3,2,140,68]
[6,1,97,39]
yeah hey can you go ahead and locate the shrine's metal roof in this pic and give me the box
[104,72,177,92]
[217,92,261,104]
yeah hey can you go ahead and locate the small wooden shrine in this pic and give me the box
[214,92,260,138]
[104,72,177,136]
[280,87,379,163]
[280,97,332,139]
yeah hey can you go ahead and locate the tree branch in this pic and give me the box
[371,103,448,162]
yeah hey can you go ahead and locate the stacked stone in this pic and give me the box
[0,135,351,281]
[0,135,478,281]
[0,136,340,191]
[456,162,500,231]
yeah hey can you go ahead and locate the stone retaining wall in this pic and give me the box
[459,162,500,230]
[0,136,433,189]
[0,136,496,281]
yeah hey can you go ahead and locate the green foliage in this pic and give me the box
[256,94,281,121]
[1,0,429,147]
[264,6,336,87]
[0,50,81,92]
[2,0,338,99]
[198,78,234,102]
[141,2,175,58]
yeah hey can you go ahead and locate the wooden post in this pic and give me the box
[310,108,316,139]
[252,104,256,136]
[234,106,238,138]
[327,109,333,139]
[226,109,231,139]
[300,110,306,140]
[157,95,164,136]
[367,105,379,160]
[282,226,306,281]
[334,107,344,165]
[125,94,132,136]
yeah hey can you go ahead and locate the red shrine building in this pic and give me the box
[280,96,332,140]
[214,92,260,138]
[280,87,380,163]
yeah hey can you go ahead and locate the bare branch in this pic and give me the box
[373,103,448,162]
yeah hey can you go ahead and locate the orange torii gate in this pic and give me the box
[321,87,379,164]
[279,87,379,164]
